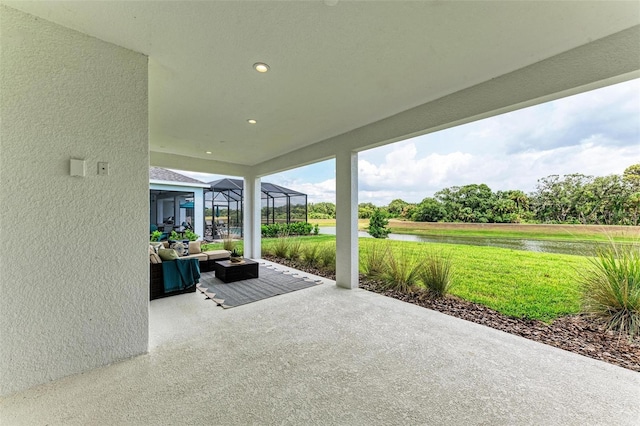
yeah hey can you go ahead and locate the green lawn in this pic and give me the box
[204,235,589,323]
[358,238,586,322]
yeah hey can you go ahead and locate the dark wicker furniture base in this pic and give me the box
[206,256,230,271]
[199,260,212,273]
[214,259,259,283]
[150,263,197,300]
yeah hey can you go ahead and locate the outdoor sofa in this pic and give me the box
[149,241,230,300]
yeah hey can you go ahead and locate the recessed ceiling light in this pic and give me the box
[247,119,257,124]
[253,62,270,73]
[205,151,212,154]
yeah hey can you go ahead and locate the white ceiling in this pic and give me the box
[5,1,640,171]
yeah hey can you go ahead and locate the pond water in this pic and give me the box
[319,227,604,256]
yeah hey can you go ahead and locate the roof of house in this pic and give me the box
[150,167,205,185]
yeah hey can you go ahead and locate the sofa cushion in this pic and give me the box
[188,240,202,254]
[203,249,231,260]
[183,253,208,262]
[158,248,179,261]
[150,253,162,264]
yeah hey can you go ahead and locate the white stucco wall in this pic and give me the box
[0,6,149,396]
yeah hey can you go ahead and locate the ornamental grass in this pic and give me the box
[380,247,422,293]
[580,243,640,338]
[418,250,454,298]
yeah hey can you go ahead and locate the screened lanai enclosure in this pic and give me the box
[205,178,307,239]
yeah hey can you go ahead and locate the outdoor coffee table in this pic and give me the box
[214,259,259,283]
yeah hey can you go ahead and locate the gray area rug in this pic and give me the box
[196,263,323,308]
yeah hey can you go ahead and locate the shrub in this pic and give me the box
[261,222,313,237]
[360,242,390,277]
[289,221,313,235]
[580,243,640,338]
[418,250,454,298]
[381,248,422,293]
[261,223,284,238]
[313,223,320,235]
[367,208,390,239]
[150,230,163,242]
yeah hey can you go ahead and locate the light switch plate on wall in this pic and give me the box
[98,162,109,175]
[70,158,86,177]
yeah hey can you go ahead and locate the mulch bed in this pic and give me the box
[263,255,640,372]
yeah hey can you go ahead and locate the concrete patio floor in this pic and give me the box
[1,261,639,425]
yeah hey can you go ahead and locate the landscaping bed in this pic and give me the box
[264,254,640,372]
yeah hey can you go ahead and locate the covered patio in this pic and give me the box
[2,1,639,417]
[2,263,638,424]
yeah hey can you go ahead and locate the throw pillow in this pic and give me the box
[149,253,162,264]
[149,245,155,255]
[170,242,188,256]
[150,242,164,253]
[188,241,202,254]
[158,248,179,261]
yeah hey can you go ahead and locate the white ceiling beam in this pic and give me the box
[150,151,250,178]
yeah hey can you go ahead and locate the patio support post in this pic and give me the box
[173,195,180,228]
[335,149,359,289]
[157,201,164,226]
[243,175,262,259]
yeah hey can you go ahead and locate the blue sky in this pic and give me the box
[178,78,640,205]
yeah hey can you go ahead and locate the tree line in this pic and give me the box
[308,164,640,226]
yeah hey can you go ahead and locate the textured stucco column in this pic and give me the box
[335,150,359,289]
[243,175,262,259]
[193,189,205,240]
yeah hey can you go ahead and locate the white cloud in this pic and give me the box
[281,178,336,204]
[358,141,475,200]
[356,141,639,205]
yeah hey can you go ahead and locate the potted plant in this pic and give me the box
[229,248,243,263]
[184,229,199,241]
